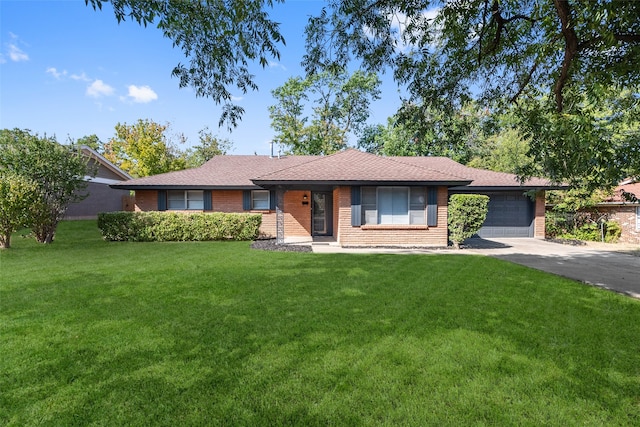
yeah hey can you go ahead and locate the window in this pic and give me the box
[361,187,426,225]
[167,190,204,210]
[636,207,640,230]
[251,190,270,210]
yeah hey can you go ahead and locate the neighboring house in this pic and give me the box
[111,149,556,247]
[594,179,640,244]
[65,146,133,220]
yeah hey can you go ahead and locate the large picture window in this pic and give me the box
[167,190,204,210]
[361,187,426,225]
[251,190,270,210]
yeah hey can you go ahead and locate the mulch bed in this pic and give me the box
[250,239,312,252]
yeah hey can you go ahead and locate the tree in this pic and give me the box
[182,127,234,168]
[269,69,381,155]
[516,87,640,190]
[0,129,94,244]
[359,101,494,163]
[85,0,286,129]
[103,119,186,177]
[303,0,640,187]
[0,173,40,249]
[269,76,311,152]
[77,134,102,151]
[467,128,534,175]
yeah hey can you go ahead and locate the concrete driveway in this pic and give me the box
[311,238,640,299]
[463,238,640,299]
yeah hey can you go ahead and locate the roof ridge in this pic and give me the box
[387,155,472,181]
[250,154,324,179]
[251,149,368,180]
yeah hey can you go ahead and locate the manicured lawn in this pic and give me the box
[1,221,639,426]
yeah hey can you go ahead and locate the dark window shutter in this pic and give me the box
[269,190,276,210]
[158,190,167,211]
[242,190,251,210]
[427,187,438,226]
[203,190,212,211]
[351,186,361,226]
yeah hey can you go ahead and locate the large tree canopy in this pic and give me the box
[303,0,640,187]
[304,0,640,112]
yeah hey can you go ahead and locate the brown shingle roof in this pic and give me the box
[394,156,555,188]
[112,155,315,189]
[113,149,557,190]
[605,182,640,203]
[252,149,471,185]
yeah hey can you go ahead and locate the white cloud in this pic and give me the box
[269,61,287,71]
[46,67,67,79]
[5,33,29,62]
[8,43,29,61]
[126,85,158,103]
[230,95,243,102]
[87,79,115,97]
[71,72,91,82]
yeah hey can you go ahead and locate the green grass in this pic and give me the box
[2,221,639,426]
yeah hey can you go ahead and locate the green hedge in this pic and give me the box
[448,194,489,248]
[97,212,262,242]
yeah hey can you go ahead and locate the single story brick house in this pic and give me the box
[111,149,555,247]
[65,146,133,220]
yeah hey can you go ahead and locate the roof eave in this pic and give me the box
[109,184,262,190]
[252,179,472,187]
[450,184,565,191]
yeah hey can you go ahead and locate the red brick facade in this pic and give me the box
[534,191,546,239]
[133,186,547,246]
[134,190,158,212]
[336,186,449,247]
[599,205,640,244]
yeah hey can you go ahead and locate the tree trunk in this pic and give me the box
[43,231,55,244]
[33,223,57,244]
[0,233,10,249]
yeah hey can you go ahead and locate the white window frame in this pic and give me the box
[167,190,204,210]
[251,190,270,210]
[636,206,640,230]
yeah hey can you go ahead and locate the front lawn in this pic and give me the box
[2,221,639,425]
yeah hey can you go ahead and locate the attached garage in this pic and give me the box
[476,192,535,238]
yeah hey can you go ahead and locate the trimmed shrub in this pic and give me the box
[448,194,489,249]
[603,220,621,243]
[97,212,262,242]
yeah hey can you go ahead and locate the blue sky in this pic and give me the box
[1,0,404,155]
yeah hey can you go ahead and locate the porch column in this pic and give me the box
[276,186,285,244]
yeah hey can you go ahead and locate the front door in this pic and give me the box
[312,192,333,236]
